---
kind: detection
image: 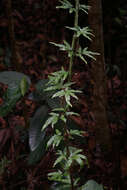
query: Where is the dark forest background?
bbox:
[0,0,127,189]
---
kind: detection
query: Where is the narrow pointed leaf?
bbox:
[20,77,28,96]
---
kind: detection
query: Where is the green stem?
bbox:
[63,122,75,190]
[68,0,79,81]
[67,1,80,189]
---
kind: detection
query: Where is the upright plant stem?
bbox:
[63,123,74,190]
[68,0,79,81]
[66,1,80,189]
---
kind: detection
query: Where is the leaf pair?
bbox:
[56,0,90,14]
[54,147,87,170]
[51,41,99,64]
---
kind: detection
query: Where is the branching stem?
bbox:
[68,0,79,81]
[67,1,80,189]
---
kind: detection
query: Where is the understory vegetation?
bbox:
[0,0,127,189]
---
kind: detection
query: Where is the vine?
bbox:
[42,0,101,190]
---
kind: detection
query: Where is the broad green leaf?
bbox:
[80,180,104,190]
[28,138,49,165]
[0,71,31,86]
[0,83,21,117]
[29,105,49,151]
[0,72,31,117]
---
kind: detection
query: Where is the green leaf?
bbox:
[65,147,87,169]
[50,41,72,57]
[80,180,104,190]
[50,42,67,50]
[69,129,83,137]
[42,112,59,130]
[28,138,49,165]
[66,119,87,145]
[65,93,72,107]
[20,77,29,96]
[66,26,94,40]
[76,47,99,63]
[48,170,63,181]
[28,106,51,164]
[52,90,65,98]
[0,71,31,86]
[79,4,90,14]
[0,83,21,117]
[29,105,49,151]
[47,129,63,148]
[49,170,71,184]
[54,154,64,167]
[82,47,99,59]
[66,112,79,116]
[60,114,67,123]
[53,108,65,112]
[56,0,75,14]
[46,67,68,88]
[0,72,31,117]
